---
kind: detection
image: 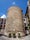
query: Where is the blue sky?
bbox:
[0,0,28,16]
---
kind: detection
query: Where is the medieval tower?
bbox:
[4,6,25,37]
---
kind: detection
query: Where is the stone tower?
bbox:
[4,6,25,36]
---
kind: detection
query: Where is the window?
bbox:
[13,33,16,38]
[24,19,25,21]
[0,25,2,29]
[1,19,3,24]
[25,27,28,30]
[9,33,12,38]
[18,33,21,38]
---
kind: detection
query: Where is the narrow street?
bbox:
[0,35,30,40]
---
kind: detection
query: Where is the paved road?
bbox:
[0,35,30,40]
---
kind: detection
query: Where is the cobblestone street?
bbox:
[0,35,30,40]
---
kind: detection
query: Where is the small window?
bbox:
[24,19,25,21]
[9,33,12,38]
[13,33,16,38]
[0,25,2,29]
[1,19,3,24]
[25,27,28,30]
[18,33,21,38]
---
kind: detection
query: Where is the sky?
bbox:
[0,0,28,17]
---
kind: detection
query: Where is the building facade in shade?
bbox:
[25,0,30,34]
[23,14,29,35]
[23,14,28,27]
[0,18,6,34]
[4,6,25,36]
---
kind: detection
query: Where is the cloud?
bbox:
[12,2,15,5]
[1,14,6,18]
